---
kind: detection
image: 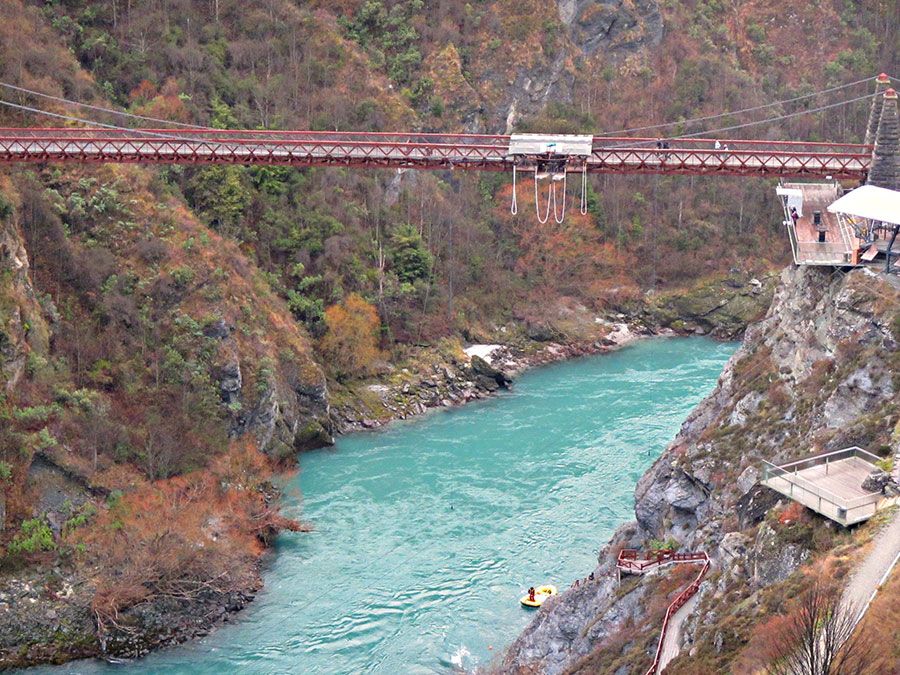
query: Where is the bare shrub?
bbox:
[760,581,875,675]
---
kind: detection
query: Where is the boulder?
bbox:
[202,319,232,339]
[470,355,512,390]
[861,469,892,493]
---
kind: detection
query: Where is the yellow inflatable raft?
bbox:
[520,585,558,608]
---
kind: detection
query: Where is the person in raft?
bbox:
[528,587,536,602]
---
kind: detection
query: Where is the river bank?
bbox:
[331,270,777,433]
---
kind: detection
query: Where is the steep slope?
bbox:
[502,265,899,673]
[24,0,893,342]
[0,1,333,665]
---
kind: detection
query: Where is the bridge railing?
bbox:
[0,127,873,154]
[616,549,709,574]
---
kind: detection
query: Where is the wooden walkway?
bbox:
[616,549,710,675]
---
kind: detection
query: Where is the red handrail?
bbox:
[645,557,710,675]
[615,549,711,675]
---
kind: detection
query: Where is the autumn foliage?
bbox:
[319,294,383,379]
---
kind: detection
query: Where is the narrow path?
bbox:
[842,510,900,623]
[657,592,700,672]
[615,550,709,675]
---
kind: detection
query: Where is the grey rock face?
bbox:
[502,573,647,675]
[0,216,51,393]
[563,0,664,55]
[823,367,893,428]
[720,531,751,561]
[749,522,809,587]
[493,1,664,129]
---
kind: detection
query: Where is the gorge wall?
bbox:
[502,264,900,673]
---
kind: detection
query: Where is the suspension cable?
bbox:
[2,72,891,143]
[0,80,213,129]
[1,81,880,150]
[673,92,876,139]
[594,74,887,137]
[580,163,588,216]
[594,91,878,149]
[0,98,199,143]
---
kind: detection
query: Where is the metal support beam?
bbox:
[886,224,899,274]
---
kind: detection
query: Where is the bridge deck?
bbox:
[0,129,873,179]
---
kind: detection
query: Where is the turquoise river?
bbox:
[44,337,736,674]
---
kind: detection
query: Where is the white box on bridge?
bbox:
[508,134,594,156]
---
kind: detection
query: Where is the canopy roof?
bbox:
[827,185,900,225]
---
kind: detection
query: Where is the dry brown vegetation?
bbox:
[70,439,305,632]
[0,0,897,663]
[850,566,900,672]
[740,581,877,675]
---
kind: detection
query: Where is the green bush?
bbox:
[63,503,98,534]
[389,224,433,284]
[0,193,12,219]
[8,518,56,555]
[170,265,195,288]
[648,537,680,552]
[12,404,62,427]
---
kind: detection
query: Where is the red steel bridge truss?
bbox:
[0,128,873,180]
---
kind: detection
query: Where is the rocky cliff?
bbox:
[0,166,332,666]
[502,265,900,673]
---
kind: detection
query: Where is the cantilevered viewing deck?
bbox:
[761,447,897,526]
[777,182,858,266]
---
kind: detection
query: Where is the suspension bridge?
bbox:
[0,128,874,178]
[0,73,896,237]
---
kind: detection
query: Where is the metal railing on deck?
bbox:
[761,447,885,525]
